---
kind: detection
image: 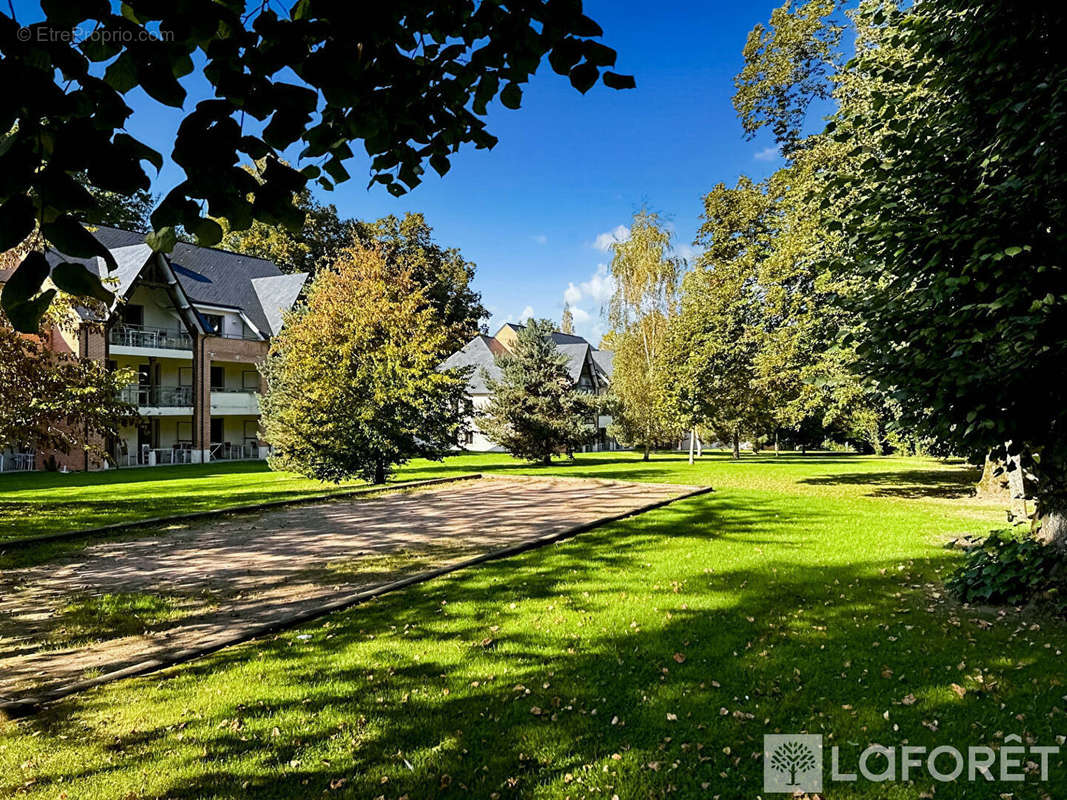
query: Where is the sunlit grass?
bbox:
[2,452,1060,799]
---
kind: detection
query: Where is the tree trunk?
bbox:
[696,432,703,458]
[774,429,780,457]
[643,444,650,461]
[1035,512,1067,552]
[688,428,695,465]
[800,443,806,455]
[1004,448,1028,523]
[542,453,552,466]
[373,457,385,485]
[731,429,740,460]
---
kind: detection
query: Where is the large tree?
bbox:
[352,213,488,352]
[0,0,633,331]
[737,0,1067,542]
[667,180,779,460]
[0,311,137,462]
[259,244,469,484]
[478,318,595,465]
[606,211,684,460]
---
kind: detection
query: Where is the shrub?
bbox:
[947,529,1064,607]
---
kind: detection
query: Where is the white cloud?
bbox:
[518,305,535,321]
[570,306,591,323]
[580,263,615,305]
[531,234,548,245]
[676,243,698,263]
[561,264,615,312]
[593,224,630,252]
[753,146,779,162]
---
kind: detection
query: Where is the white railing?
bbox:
[110,323,193,351]
[209,442,270,461]
[0,452,35,472]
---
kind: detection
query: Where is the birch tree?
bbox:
[606,211,684,460]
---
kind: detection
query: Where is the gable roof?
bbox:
[556,342,591,383]
[38,225,305,336]
[439,334,502,393]
[251,273,307,336]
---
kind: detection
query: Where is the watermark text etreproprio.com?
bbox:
[17,25,174,45]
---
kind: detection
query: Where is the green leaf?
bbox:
[146,226,178,253]
[41,216,117,269]
[1,251,50,308]
[0,193,37,252]
[113,133,164,172]
[602,71,636,90]
[191,218,224,247]
[51,262,115,303]
[1,251,54,332]
[500,83,522,110]
[569,63,599,94]
[103,52,138,93]
[1004,246,1023,257]
[4,289,57,333]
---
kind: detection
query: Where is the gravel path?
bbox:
[0,476,696,701]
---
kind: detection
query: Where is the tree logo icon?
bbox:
[771,740,817,785]
[764,734,823,793]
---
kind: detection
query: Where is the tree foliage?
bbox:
[560,302,575,335]
[733,0,843,151]
[668,180,772,458]
[0,313,137,458]
[351,213,488,352]
[606,211,684,458]
[478,319,595,465]
[823,2,1067,519]
[0,0,633,330]
[259,244,469,484]
[219,183,353,278]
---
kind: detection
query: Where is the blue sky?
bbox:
[15,0,791,344]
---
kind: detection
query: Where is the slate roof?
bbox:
[38,225,306,337]
[443,329,613,394]
[591,348,614,379]
[440,335,503,393]
[556,342,591,384]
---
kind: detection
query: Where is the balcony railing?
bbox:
[209,442,271,461]
[0,452,35,472]
[110,323,193,351]
[121,384,194,407]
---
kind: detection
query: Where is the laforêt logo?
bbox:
[764,734,824,793]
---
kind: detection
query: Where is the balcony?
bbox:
[121,384,194,409]
[110,323,193,352]
[210,387,261,415]
[0,452,35,472]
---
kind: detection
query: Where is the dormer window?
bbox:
[203,313,223,335]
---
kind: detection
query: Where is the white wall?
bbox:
[459,394,505,452]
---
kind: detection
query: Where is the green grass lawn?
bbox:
[2,452,1065,799]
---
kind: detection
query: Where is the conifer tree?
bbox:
[479,319,595,464]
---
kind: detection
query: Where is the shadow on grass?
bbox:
[6,492,1060,799]
[799,466,982,500]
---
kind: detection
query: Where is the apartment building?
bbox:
[1,226,305,472]
[440,322,616,453]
